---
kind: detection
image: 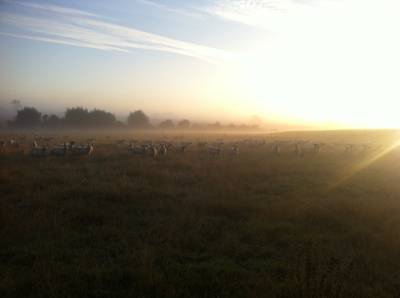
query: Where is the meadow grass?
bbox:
[1,130,400,297]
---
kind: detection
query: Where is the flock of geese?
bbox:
[30,140,94,157]
[0,134,383,159]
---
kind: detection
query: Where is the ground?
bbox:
[1,130,400,298]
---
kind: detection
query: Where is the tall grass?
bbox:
[1,131,400,297]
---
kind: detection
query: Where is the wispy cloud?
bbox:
[137,0,204,19]
[204,0,293,29]
[0,31,128,52]
[201,0,325,31]
[132,0,327,33]
[0,1,233,63]
[8,0,100,18]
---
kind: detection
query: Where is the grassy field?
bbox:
[2,130,400,298]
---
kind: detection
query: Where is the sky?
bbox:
[1,0,400,128]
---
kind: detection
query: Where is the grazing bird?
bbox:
[214,141,224,148]
[176,142,191,153]
[50,143,68,157]
[197,142,208,150]
[361,143,371,152]
[147,145,158,159]
[273,144,281,156]
[313,143,321,154]
[229,145,240,157]
[345,144,354,153]
[208,146,221,157]
[8,139,19,148]
[159,144,168,156]
[30,141,48,157]
[43,137,54,143]
[255,139,266,147]
[294,143,303,155]
[129,143,147,155]
[116,139,127,145]
[70,143,94,156]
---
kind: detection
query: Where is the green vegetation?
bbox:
[1,130,400,297]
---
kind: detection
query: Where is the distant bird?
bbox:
[176,142,191,153]
[294,143,303,155]
[70,143,94,156]
[273,144,281,156]
[8,139,19,148]
[159,144,168,156]
[129,143,147,155]
[50,143,68,157]
[313,143,321,154]
[147,145,158,159]
[208,146,221,157]
[229,145,240,157]
[344,144,354,153]
[197,142,208,150]
[30,141,48,157]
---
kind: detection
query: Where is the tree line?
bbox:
[7,106,260,130]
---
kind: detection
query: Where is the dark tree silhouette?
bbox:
[159,119,175,129]
[42,114,49,124]
[89,109,116,127]
[114,120,125,128]
[12,107,42,127]
[227,123,237,130]
[5,105,256,131]
[209,121,221,130]
[65,107,117,127]
[127,110,151,128]
[191,123,206,130]
[177,119,191,129]
[43,114,62,127]
[65,107,89,127]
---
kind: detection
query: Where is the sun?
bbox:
[218,41,400,129]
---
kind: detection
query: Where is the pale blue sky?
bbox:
[1,0,400,127]
[0,0,266,121]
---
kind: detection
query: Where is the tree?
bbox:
[127,110,151,128]
[209,121,221,130]
[65,107,89,127]
[114,120,125,128]
[43,114,62,127]
[42,114,49,124]
[12,107,42,127]
[191,123,205,130]
[227,123,237,130]
[159,119,175,129]
[89,109,116,127]
[177,119,191,129]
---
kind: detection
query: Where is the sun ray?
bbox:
[329,138,400,190]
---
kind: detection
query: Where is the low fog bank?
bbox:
[0,103,301,133]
